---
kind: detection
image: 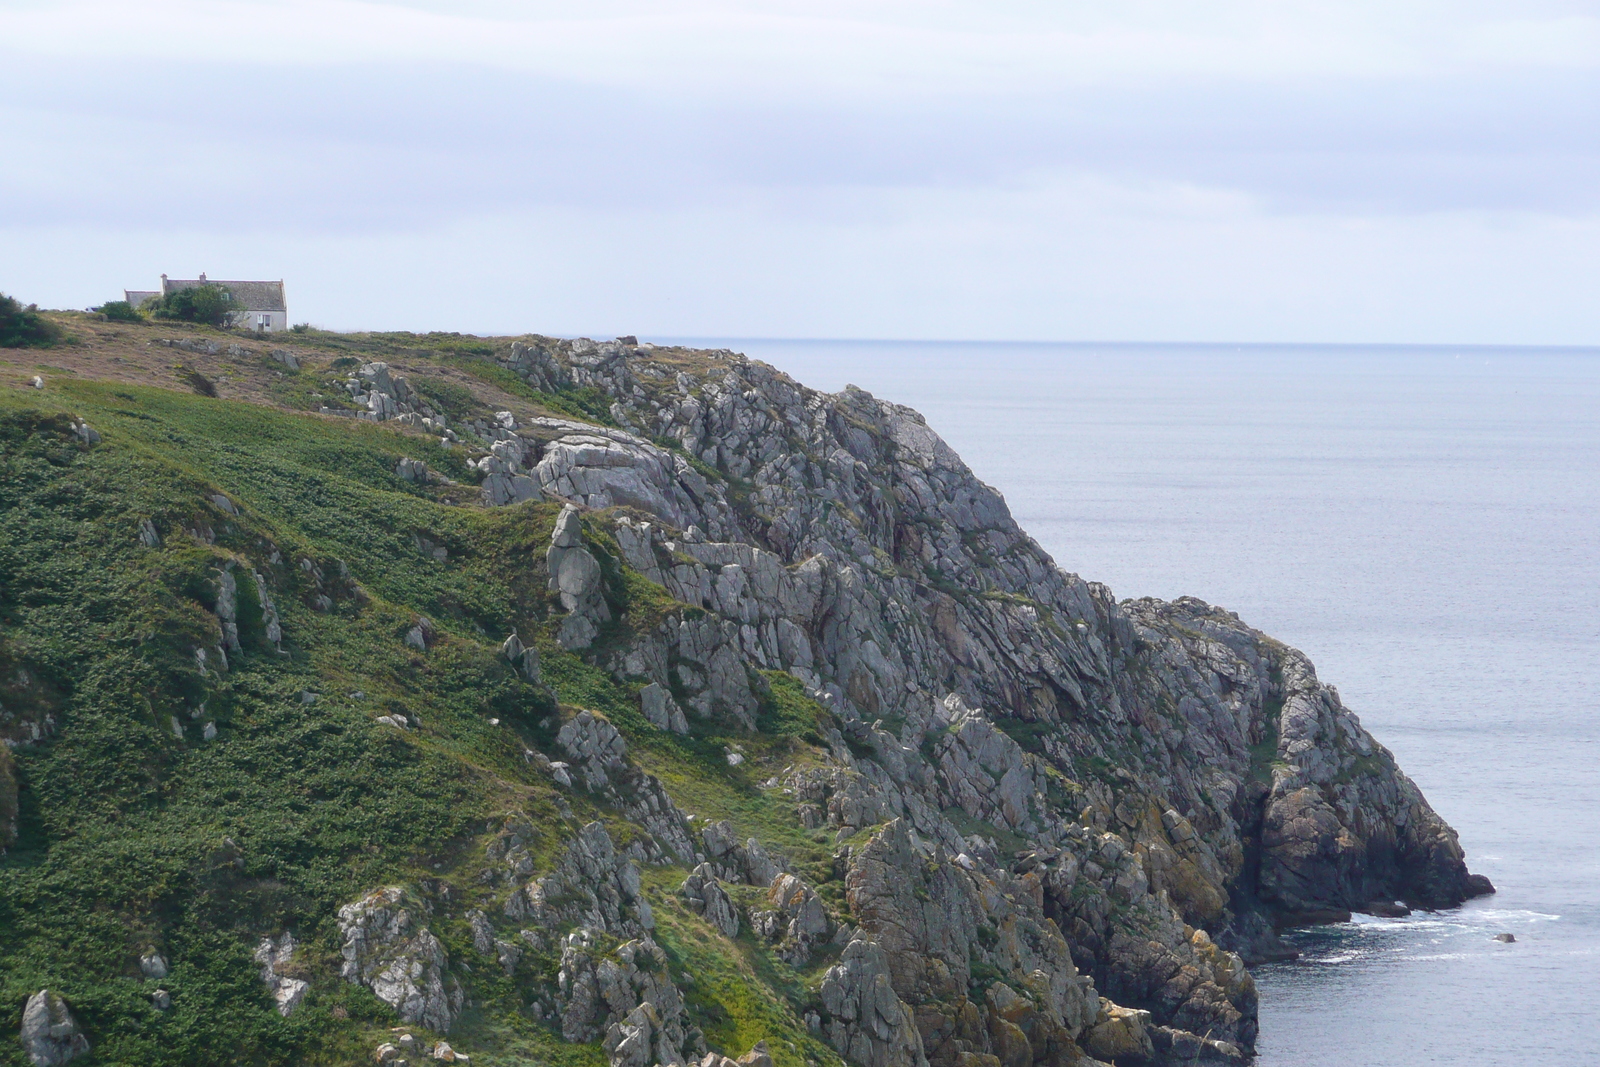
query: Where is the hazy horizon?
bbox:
[4,2,1597,344]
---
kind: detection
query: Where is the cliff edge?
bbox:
[0,324,1490,1067]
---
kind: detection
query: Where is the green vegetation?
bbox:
[1248,666,1287,784]
[648,888,840,1067]
[757,671,831,743]
[0,376,839,1066]
[151,284,235,328]
[95,300,145,324]
[436,354,617,426]
[0,293,63,349]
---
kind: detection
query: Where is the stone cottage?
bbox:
[126,273,289,332]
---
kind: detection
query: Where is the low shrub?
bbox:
[151,283,235,327]
[96,300,144,323]
[0,292,63,348]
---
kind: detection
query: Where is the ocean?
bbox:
[679,338,1600,1066]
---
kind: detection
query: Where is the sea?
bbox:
[678,338,1600,1066]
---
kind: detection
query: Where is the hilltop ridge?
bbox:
[0,314,1490,1067]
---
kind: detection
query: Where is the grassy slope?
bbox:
[0,372,843,1067]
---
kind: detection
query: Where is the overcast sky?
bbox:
[3,1,1598,342]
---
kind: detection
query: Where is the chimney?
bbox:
[199,272,207,282]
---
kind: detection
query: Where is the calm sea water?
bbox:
[678,338,1600,1065]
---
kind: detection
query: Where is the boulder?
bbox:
[552,504,584,548]
[501,632,541,682]
[755,873,830,963]
[679,864,740,938]
[481,472,541,507]
[20,990,89,1067]
[546,505,609,648]
[256,932,309,1017]
[337,887,461,1032]
[405,617,436,651]
[1082,999,1155,1063]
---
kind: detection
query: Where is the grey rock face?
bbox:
[469,908,523,975]
[20,990,89,1067]
[557,712,628,789]
[404,617,435,651]
[536,433,705,531]
[212,564,282,653]
[549,713,697,863]
[754,873,830,965]
[557,928,696,1067]
[679,863,740,938]
[818,938,928,1067]
[138,950,168,980]
[214,568,241,652]
[337,887,460,1032]
[505,820,655,937]
[255,932,309,1017]
[501,632,541,682]
[841,819,1101,1062]
[473,337,1488,1062]
[252,571,282,648]
[698,821,782,886]
[481,472,541,507]
[640,683,688,734]
[546,506,610,650]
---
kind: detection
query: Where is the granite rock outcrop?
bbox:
[19,990,89,1067]
[455,335,1489,1066]
[337,887,462,1032]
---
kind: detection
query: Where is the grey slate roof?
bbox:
[161,277,286,312]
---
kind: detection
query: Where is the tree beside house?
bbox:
[125,272,288,332]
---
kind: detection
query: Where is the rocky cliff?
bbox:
[0,324,1489,1067]
[470,337,1493,1063]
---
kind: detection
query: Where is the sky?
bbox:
[2,1,1598,343]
